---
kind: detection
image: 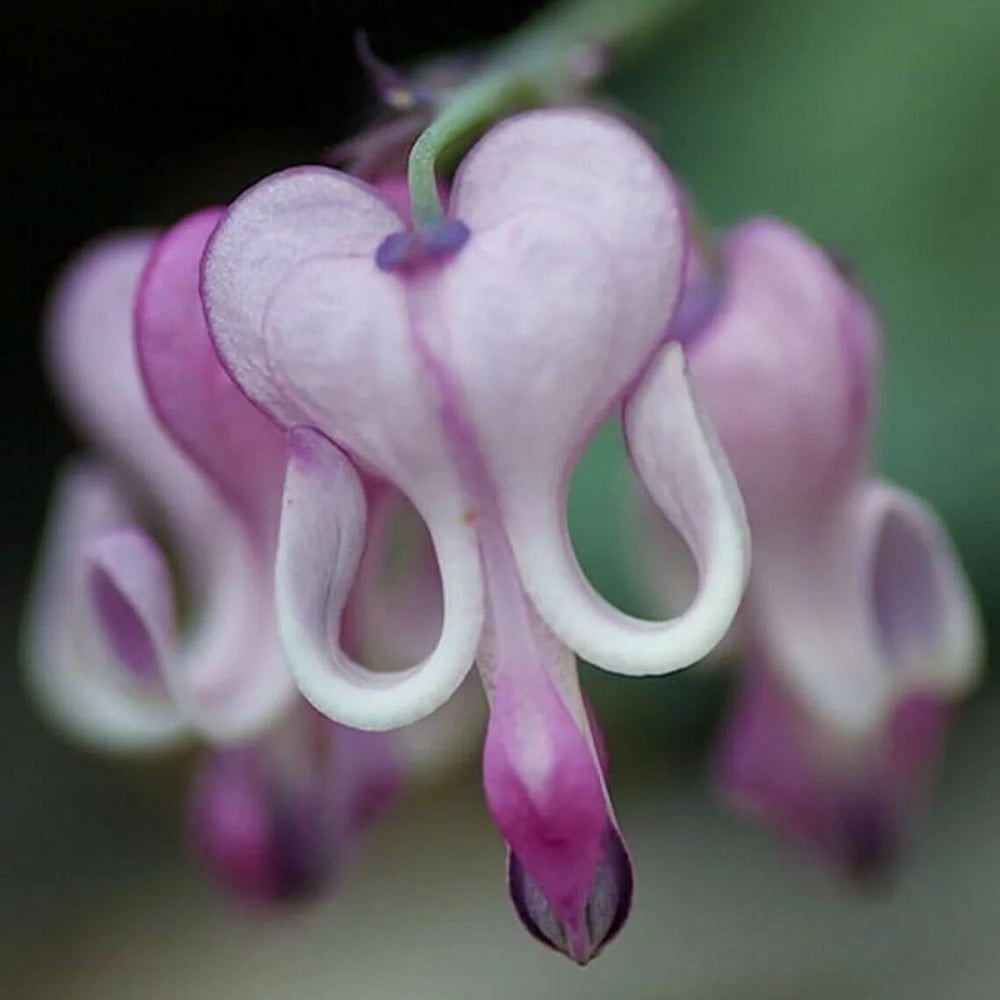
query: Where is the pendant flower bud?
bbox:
[654,218,983,873]
[202,109,750,958]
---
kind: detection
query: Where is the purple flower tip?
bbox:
[507,825,633,966]
[375,220,470,274]
[836,795,898,885]
[190,747,335,906]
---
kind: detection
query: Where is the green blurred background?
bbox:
[3,0,998,996]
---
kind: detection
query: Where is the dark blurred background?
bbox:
[3,0,999,996]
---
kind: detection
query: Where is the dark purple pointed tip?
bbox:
[189,747,341,907]
[838,796,901,887]
[507,825,633,965]
[376,221,470,275]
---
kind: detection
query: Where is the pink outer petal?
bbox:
[450,108,684,360]
[22,462,186,752]
[45,234,214,530]
[206,167,469,524]
[202,167,406,429]
[687,219,879,527]
[260,253,465,510]
[136,207,286,543]
[715,667,950,879]
[275,427,482,731]
[437,111,694,660]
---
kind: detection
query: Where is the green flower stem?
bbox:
[407,0,695,228]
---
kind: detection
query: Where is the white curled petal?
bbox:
[276,428,483,731]
[84,511,292,745]
[22,463,186,752]
[510,343,750,675]
[177,533,294,744]
[750,481,983,737]
[863,481,983,696]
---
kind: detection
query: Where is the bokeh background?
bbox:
[2,0,998,996]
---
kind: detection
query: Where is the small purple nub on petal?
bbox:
[425,219,471,254]
[375,220,470,274]
[508,825,633,966]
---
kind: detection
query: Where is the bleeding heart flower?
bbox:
[650,218,983,875]
[202,108,750,960]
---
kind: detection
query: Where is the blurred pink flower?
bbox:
[658,218,982,875]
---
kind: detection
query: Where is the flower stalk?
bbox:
[406,0,694,226]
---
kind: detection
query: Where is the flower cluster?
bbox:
[26,100,980,964]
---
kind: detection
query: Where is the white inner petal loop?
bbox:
[23,463,187,752]
[276,428,484,731]
[861,482,982,696]
[749,481,983,737]
[509,343,750,676]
